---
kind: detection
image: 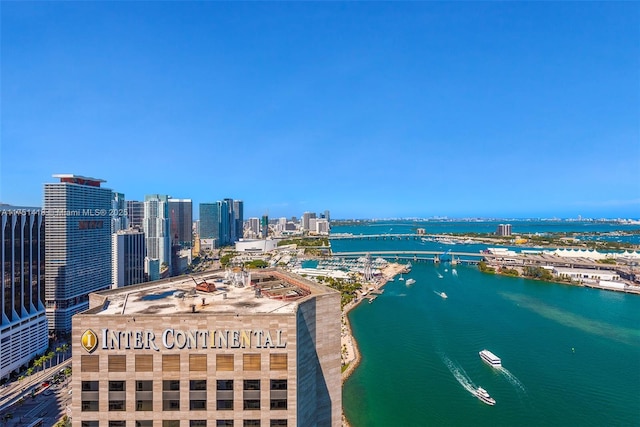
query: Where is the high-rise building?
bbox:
[72,268,342,426]
[323,210,331,222]
[143,194,171,274]
[302,212,316,232]
[126,200,144,228]
[233,200,244,242]
[199,203,220,245]
[261,215,269,238]
[1,206,48,380]
[248,217,260,236]
[44,174,112,333]
[168,199,193,249]
[496,224,512,237]
[111,192,128,233]
[199,200,242,247]
[112,228,146,288]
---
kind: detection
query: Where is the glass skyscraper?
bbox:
[143,194,171,274]
[44,174,112,334]
[1,206,48,379]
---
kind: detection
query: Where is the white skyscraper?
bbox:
[144,194,171,276]
[44,174,112,333]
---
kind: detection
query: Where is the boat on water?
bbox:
[440,292,448,299]
[479,349,502,368]
[475,387,496,406]
[406,278,416,285]
[399,274,405,281]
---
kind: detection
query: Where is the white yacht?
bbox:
[479,349,502,368]
[405,278,416,285]
[440,292,448,299]
[475,387,496,405]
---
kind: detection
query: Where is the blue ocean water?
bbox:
[337,221,640,426]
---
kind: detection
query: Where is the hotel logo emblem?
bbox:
[81,329,98,353]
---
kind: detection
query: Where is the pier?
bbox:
[330,250,482,265]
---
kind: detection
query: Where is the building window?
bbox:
[135,354,153,372]
[109,422,126,427]
[216,421,233,427]
[81,380,99,412]
[270,421,287,427]
[243,354,261,371]
[216,379,233,410]
[108,380,126,411]
[190,421,207,427]
[81,355,99,372]
[162,354,180,372]
[269,354,287,371]
[163,380,180,411]
[190,379,207,410]
[163,422,180,427]
[244,421,261,427]
[108,355,127,372]
[270,380,287,410]
[243,379,260,410]
[136,380,153,411]
[216,354,234,371]
[81,422,99,427]
[135,422,152,427]
[189,354,207,371]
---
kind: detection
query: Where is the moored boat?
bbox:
[479,349,501,368]
[406,278,416,285]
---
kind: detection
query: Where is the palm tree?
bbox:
[46,351,55,372]
[34,355,45,376]
[60,343,69,362]
[55,345,63,365]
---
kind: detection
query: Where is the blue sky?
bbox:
[1,2,638,220]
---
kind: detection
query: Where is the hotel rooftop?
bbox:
[90,268,323,317]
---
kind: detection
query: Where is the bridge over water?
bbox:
[330,250,485,265]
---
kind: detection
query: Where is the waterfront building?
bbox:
[111,192,128,233]
[44,174,113,334]
[71,268,342,426]
[168,198,193,249]
[112,228,146,288]
[126,200,144,229]
[144,194,171,275]
[235,239,278,253]
[0,206,48,380]
[315,218,330,235]
[496,223,512,237]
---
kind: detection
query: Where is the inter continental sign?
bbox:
[81,328,287,353]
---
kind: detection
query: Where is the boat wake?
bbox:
[499,367,526,392]
[437,272,444,279]
[440,354,477,397]
[452,269,458,277]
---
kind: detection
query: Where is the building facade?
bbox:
[127,201,144,229]
[496,224,512,237]
[168,199,193,249]
[112,228,146,288]
[111,192,128,233]
[44,174,113,334]
[0,207,48,379]
[71,269,341,427]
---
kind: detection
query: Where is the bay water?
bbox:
[334,222,640,426]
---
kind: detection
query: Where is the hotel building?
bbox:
[0,206,48,380]
[71,268,341,427]
[44,174,113,334]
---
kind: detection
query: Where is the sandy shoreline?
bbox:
[340,262,409,427]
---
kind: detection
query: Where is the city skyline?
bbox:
[1,2,638,219]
